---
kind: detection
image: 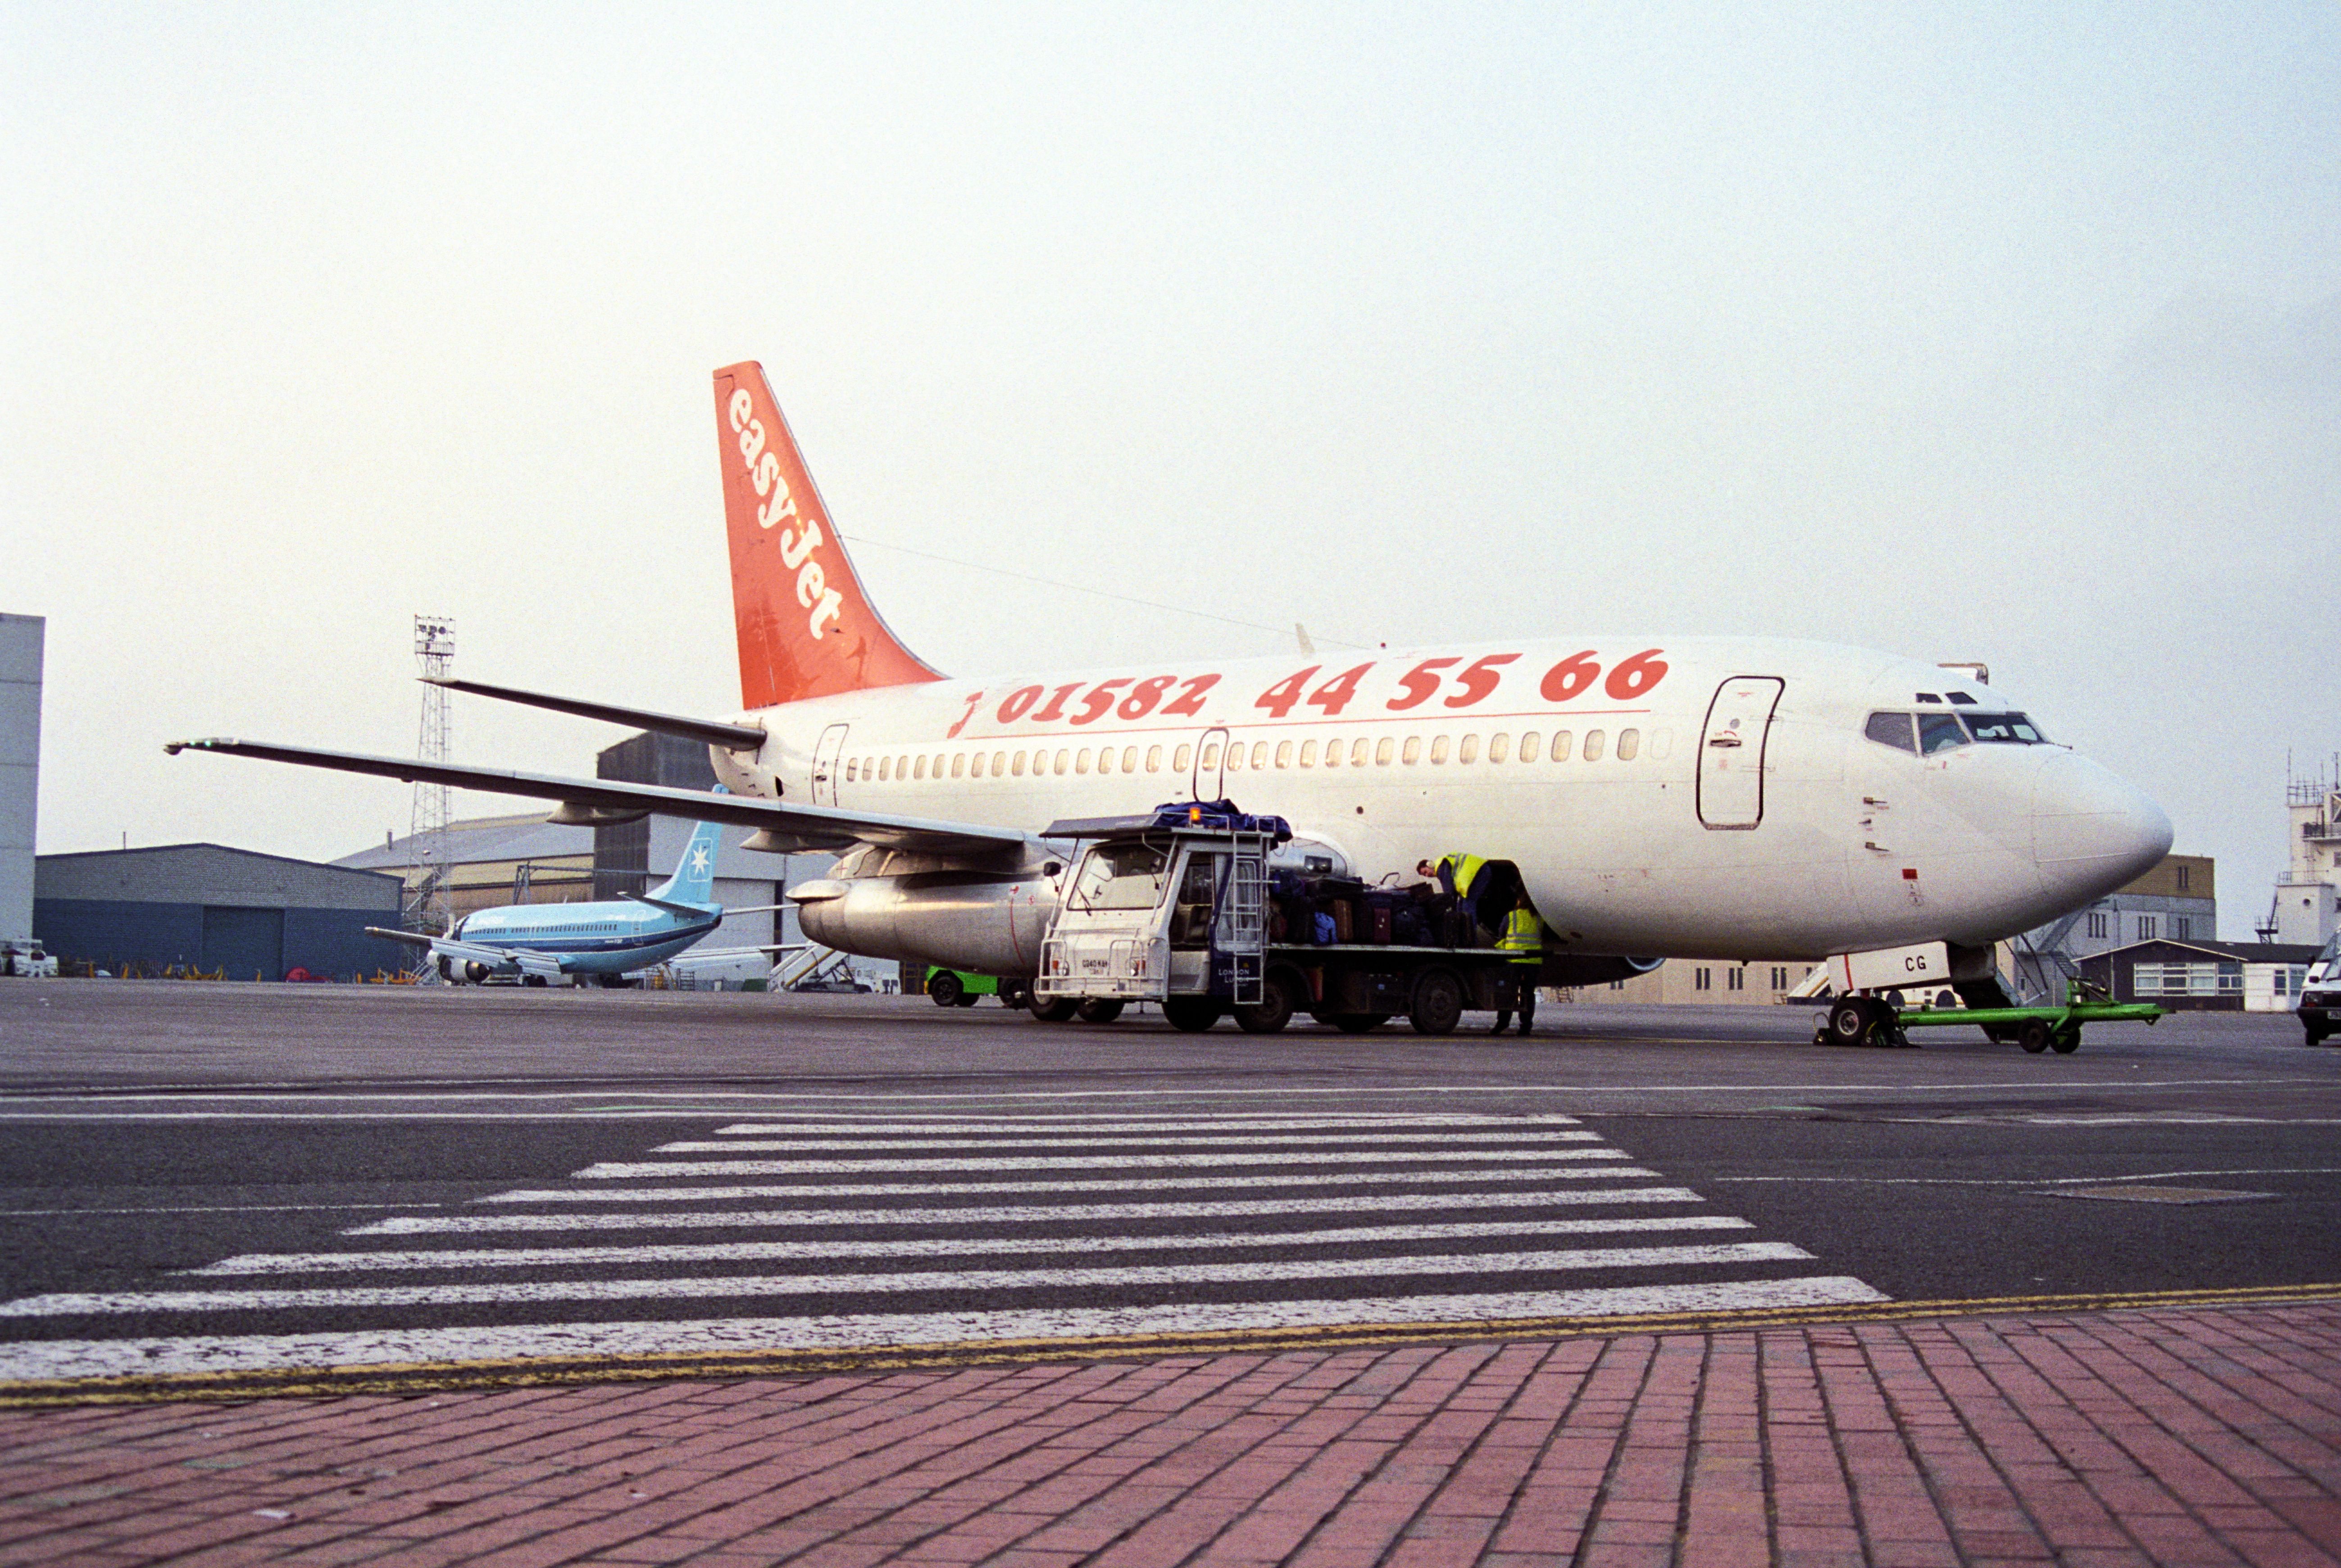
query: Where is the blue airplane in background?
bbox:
[369,819,768,986]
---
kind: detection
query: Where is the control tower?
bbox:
[2272,764,2341,946]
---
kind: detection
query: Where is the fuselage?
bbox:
[444,899,720,977]
[710,635,2171,964]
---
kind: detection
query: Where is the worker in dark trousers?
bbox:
[1491,894,1542,1034]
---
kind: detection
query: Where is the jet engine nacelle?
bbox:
[1538,953,1665,989]
[789,846,1064,977]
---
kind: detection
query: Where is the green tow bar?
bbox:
[1889,979,2164,1054]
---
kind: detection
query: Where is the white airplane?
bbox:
[365,819,738,986]
[171,360,2171,1034]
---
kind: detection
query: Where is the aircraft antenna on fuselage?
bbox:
[714,361,945,709]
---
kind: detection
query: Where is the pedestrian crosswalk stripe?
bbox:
[710,1114,1587,1136]
[0,1243,1819,1317]
[482,1166,1665,1204]
[352,1186,1708,1236]
[188,1214,1759,1275]
[654,1130,1606,1153]
[577,1148,1632,1178]
[0,1278,1891,1384]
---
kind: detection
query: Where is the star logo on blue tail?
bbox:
[689,844,712,877]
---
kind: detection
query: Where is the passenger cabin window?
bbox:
[1430,735,1449,764]
[1375,737,1394,765]
[1488,733,1511,764]
[1070,844,1170,911]
[1865,712,1918,753]
[1402,736,1421,764]
[1173,744,1192,772]
[1252,741,1268,770]
[1519,732,1541,763]
[1201,743,1220,768]
[1275,740,1293,768]
[1459,734,1479,764]
[1551,731,1572,761]
[1617,728,1639,760]
[1145,745,1161,772]
[1583,729,1605,761]
[1351,738,1371,766]
[1300,740,1319,766]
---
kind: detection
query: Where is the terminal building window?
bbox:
[1694,967,1712,991]
[2087,911,2108,939]
[2137,915,2157,940]
[1727,968,1744,991]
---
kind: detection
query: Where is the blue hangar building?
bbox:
[34,844,405,980]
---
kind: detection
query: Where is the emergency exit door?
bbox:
[1697,677,1784,829]
[811,723,849,807]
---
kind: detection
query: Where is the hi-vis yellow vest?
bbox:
[1438,854,1487,896]
[1499,906,1541,964]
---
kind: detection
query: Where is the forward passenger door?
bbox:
[1698,678,1785,829]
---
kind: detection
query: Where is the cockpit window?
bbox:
[1914,692,1943,704]
[1964,712,2048,744]
[1918,712,1969,754]
[1864,712,1918,753]
[1070,844,1171,910]
[1946,691,1977,705]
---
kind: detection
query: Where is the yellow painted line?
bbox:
[1,1282,2337,1409]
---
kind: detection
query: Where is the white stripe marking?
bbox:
[656,1131,1605,1153]
[484,1167,1663,1203]
[578,1149,1630,1178]
[709,1115,1587,1135]
[0,1279,1892,1381]
[195,1216,1757,1275]
[0,1244,1816,1316]
[354,1187,1705,1235]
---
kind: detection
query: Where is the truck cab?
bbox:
[1034,803,1280,1032]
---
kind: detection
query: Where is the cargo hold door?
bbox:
[1697,677,1784,830]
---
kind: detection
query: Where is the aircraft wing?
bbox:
[624,890,718,919]
[362,926,567,977]
[168,738,1032,858]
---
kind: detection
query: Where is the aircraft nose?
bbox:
[2031,751,2173,904]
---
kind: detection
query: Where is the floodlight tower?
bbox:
[402,614,456,978]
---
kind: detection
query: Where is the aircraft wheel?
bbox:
[996,979,1031,1008]
[1162,997,1224,1033]
[1409,969,1464,1036]
[523,975,549,988]
[927,971,965,1007]
[2018,1019,2053,1054]
[1075,999,1125,1024]
[2050,1028,2082,1055]
[1826,998,1871,1046]
[1234,973,1297,1034]
[1027,995,1078,1023]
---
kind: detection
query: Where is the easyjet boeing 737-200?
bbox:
[171,361,2171,1030]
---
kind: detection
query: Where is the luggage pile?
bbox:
[1268,872,1487,949]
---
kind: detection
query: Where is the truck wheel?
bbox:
[953,991,982,1007]
[1410,969,1464,1036]
[2018,1019,2053,1054]
[1163,997,1224,1032]
[1027,995,1078,1023]
[1826,999,1871,1046]
[997,979,1030,1008]
[2050,1028,2081,1055]
[927,971,965,1007]
[1234,974,1297,1034]
[1075,999,1125,1024]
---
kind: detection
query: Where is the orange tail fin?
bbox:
[715,361,943,709]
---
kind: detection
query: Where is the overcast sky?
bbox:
[5,3,2335,935]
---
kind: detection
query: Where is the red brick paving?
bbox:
[2,1304,2338,1566]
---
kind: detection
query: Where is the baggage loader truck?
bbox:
[1032,802,1529,1035]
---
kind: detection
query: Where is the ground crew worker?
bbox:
[1491,895,1543,1035]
